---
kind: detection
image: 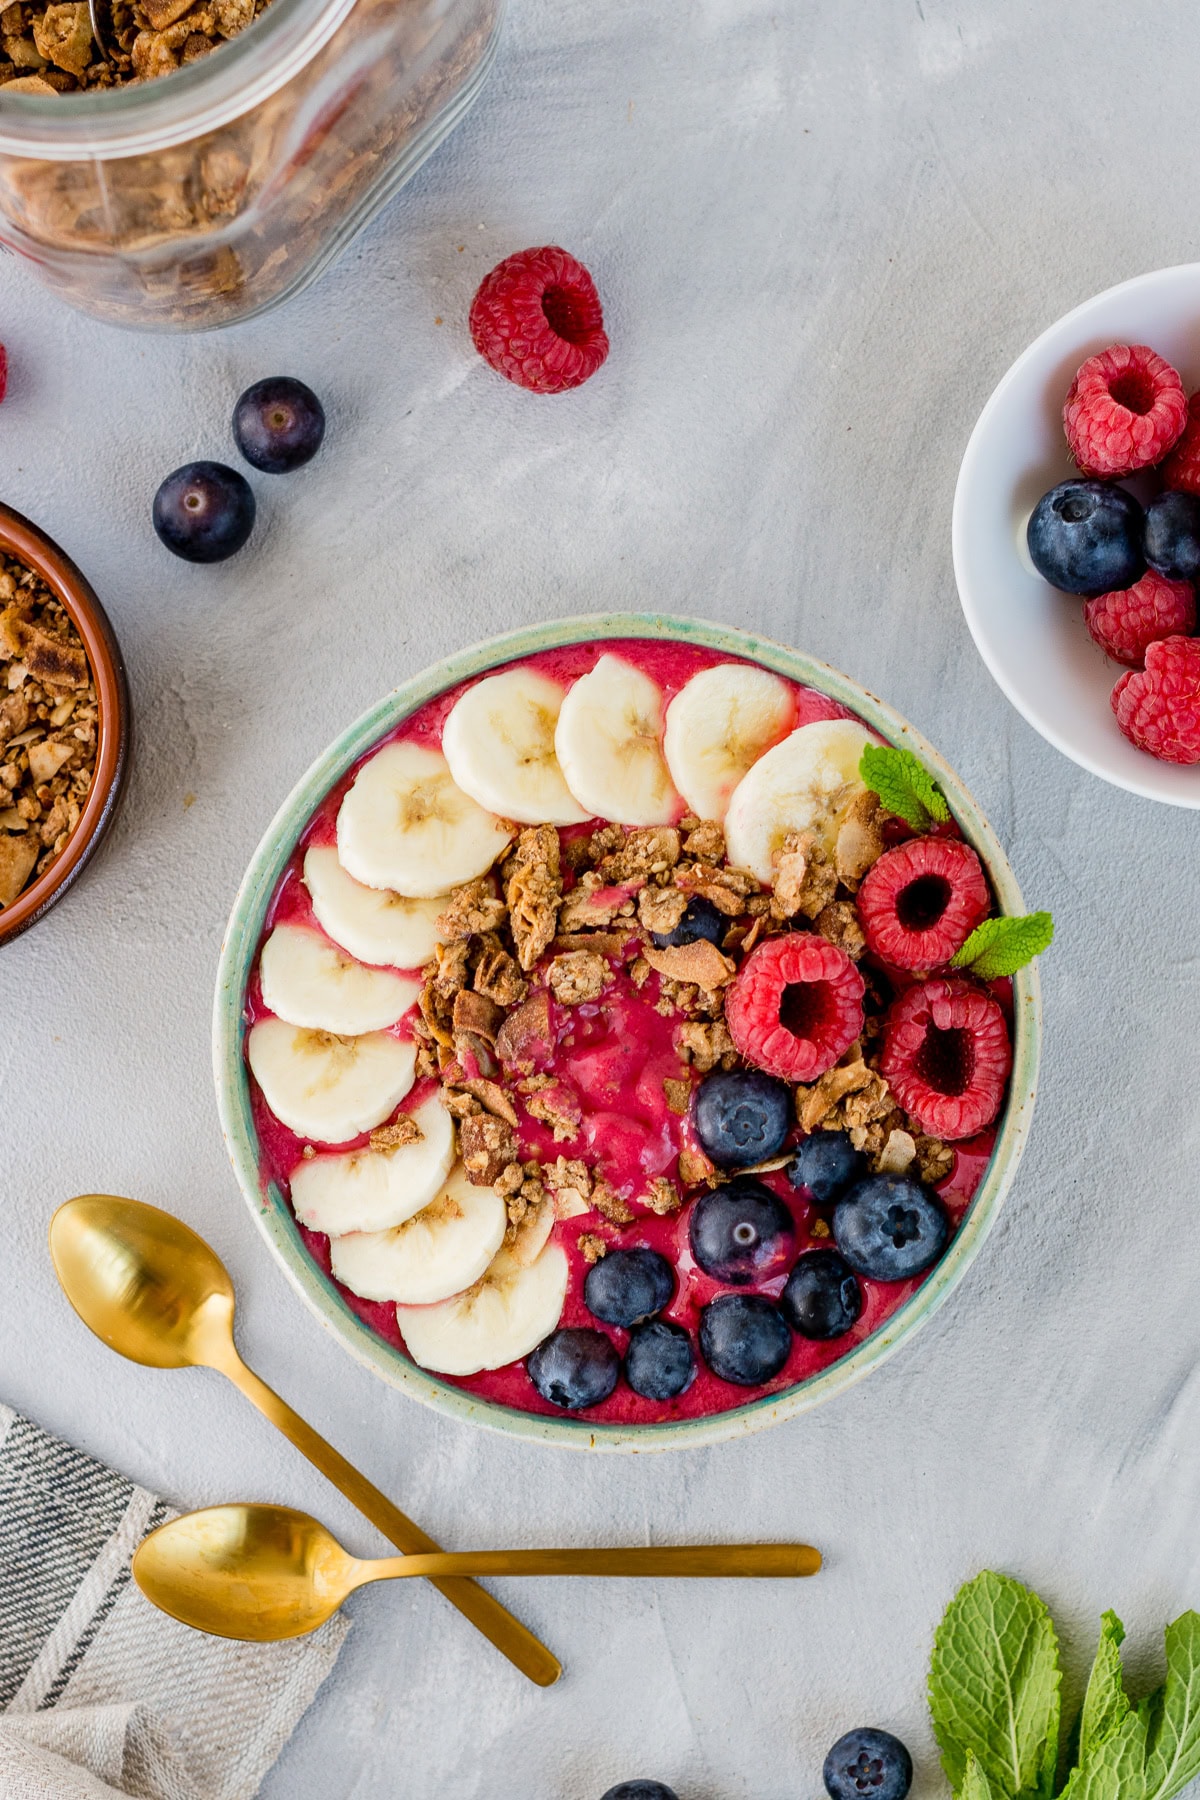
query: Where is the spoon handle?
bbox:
[219,1351,562,1687]
[370,1544,822,1582]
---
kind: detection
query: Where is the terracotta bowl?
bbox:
[0,503,130,946]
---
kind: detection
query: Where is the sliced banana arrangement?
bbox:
[330,1164,507,1307]
[663,663,795,823]
[554,652,679,826]
[442,667,590,826]
[395,1240,570,1378]
[290,1095,454,1235]
[247,1018,417,1144]
[724,717,876,879]
[337,742,515,898]
[303,846,443,971]
[259,923,420,1036]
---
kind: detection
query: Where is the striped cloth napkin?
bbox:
[0,1403,349,1800]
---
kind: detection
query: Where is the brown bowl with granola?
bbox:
[0,501,129,945]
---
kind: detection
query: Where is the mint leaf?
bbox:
[1143,1614,1200,1800]
[929,1571,1061,1800]
[961,1752,999,1800]
[859,744,951,832]
[1077,1611,1131,1763]
[951,913,1055,979]
[1060,1712,1147,1800]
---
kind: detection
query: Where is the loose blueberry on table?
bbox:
[153,461,256,563]
[823,1729,913,1800]
[1025,339,1200,764]
[243,638,1051,1425]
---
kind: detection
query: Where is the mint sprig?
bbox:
[951,913,1055,979]
[859,743,951,833]
[929,1577,1200,1800]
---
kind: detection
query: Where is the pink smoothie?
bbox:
[245,638,1002,1427]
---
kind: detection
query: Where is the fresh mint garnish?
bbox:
[950,914,1055,980]
[929,1578,1200,1800]
[859,743,951,832]
[929,1570,1061,1800]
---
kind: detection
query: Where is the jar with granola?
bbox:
[0,0,502,329]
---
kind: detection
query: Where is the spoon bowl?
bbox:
[49,1194,235,1371]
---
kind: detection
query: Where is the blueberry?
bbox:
[233,376,326,474]
[823,1728,913,1800]
[781,1250,863,1340]
[585,1248,675,1328]
[152,461,255,563]
[1026,479,1143,595]
[1144,489,1200,581]
[787,1130,866,1204]
[600,1785,679,1800]
[688,1178,795,1284]
[693,1068,792,1169]
[651,894,726,949]
[833,1174,949,1282]
[699,1293,791,1386]
[528,1328,620,1409]
[624,1320,696,1401]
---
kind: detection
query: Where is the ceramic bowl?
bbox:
[0,503,130,947]
[212,613,1041,1452]
[954,262,1200,807]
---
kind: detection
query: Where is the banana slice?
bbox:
[248,1018,417,1144]
[259,923,419,1035]
[554,653,679,826]
[396,1240,569,1377]
[336,742,514,899]
[303,846,443,971]
[442,668,590,827]
[289,1094,454,1234]
[330,1164,506,1306]
[724,718,876,881]
[663,663,795,823]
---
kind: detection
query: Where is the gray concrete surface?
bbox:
[3,2,1200,1795]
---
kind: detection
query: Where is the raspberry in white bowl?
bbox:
[235,633,1049,1430]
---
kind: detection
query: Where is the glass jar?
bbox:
[0,0,502,330]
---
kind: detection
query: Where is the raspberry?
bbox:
[1111,635,1200,763]
[856,837,990,972]
[1161,390,1200,495]
[0,345,7,404]
[725,933,864,1084]
[469,246,608,395]
[880,977,1011,1141]
[1083,570,1196,666]
[1063,344,1186,478]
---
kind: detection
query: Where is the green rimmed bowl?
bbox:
[213,612,1041,1452]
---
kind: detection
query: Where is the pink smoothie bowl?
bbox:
[211,613,1042,1452]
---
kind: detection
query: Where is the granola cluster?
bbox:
[0,552,96,908]
[411,804,954,1262]
[0,0,269,92]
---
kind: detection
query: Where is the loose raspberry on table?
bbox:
[1083,570,1196,667]
[1161,390,1200,496]
[1111,635,1200,763]
[725,932,864,1084]
[880,977,1011,1141]
[469,246,609,394]
[856,836,990,971]
[1063,343,1187,478]
[0,345,7,404]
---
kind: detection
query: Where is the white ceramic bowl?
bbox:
[953,262,1200,807]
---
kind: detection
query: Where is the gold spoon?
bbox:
[48,1194,561,1686]
[134,1503,822,1641]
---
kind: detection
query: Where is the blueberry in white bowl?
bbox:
[833,1174,949,1281]
[781,1249,862,1340]
[693,1067,792,1169]
[528,1328,620,1410]
[584,1249,674,1329]
[1143,489,1200,581]
[624,1321,696,1401]
[699,1293,791,1387]
[1025,479,1143,595]
[688,1179,794,1284]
